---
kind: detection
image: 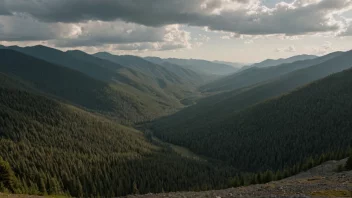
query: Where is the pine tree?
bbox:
[345,155,352,170]
[39,178,47,195]
[132,181,139,194]
[0,157,17,192]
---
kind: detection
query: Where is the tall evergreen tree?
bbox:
[346,155,352,170]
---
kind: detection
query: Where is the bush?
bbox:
[336,164,344,172]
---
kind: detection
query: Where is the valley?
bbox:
[1,1,352,197]
[0,45,351,197]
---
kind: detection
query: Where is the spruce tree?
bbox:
[346,155,352,170]
[0,157,17,192]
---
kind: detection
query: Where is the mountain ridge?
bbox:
[152,54,352,172]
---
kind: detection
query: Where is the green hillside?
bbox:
[0,49,176,123]
[94,52,209,100]
[4,45,181,104]
[2,45,206,115]
[152,67,352,172]
[95,53,184,83]
[4,45,121,82]
[0,87,235,197]
[66,50,185,105]
[150,61,209,86]
[4,45,213,112]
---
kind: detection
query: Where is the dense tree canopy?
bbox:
[0,87,236,197]
[153,68,352,172]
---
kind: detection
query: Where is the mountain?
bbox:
[201,51,342,93]
[3,45,121,82]
[212,60,246,68]
[94,52,210,100]
[94,52,184,83]
[153,61,210,85]
[0,49,178,123]
[0,86,234,197]
[66,50,187,100]
[94,52,209,86]
[248,54,318,68]
[1,45,218,120]
[152,53,352,172]
[145,57,238,76]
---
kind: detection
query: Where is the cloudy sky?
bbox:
[0,0,351,63]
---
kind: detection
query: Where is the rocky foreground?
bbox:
[124,159,352,198]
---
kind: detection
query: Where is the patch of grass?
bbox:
[263,184,276,189]
[335,164,345,172]
[307,176,324,181]
[310,190,352,197]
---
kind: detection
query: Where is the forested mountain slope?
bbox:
[0,45,208,115]
[152,50,352,138]
[145,57,238,76]
[0,73,35,91]
[94,52,207,86]
[0,50,176,123]
[148,61,209,86]
[94,52,210,100]
[153,67,352,173]
[1,45,121,82]
[0,87,235,197]
[94,53,178,80]
[66,50,189,103]
[4,45,184,98]
[201,51,342,93]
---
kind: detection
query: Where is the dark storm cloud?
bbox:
[0,0,351,48]
[1,0,351,36]
[1,0,206,25]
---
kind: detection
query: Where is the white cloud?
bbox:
[275,45,297,52]
[51,21,175,47]
[338,17,352,36]
[244,39,254,44]
[312,41,334,54]
[0,14,192,51]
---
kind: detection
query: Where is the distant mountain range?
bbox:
[201,52,339,93]
[212,60,246,68]
[245,54,318,69]
[145,57,239,76]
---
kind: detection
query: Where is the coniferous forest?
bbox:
[152,67,352,172]
[0,44,351,197]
